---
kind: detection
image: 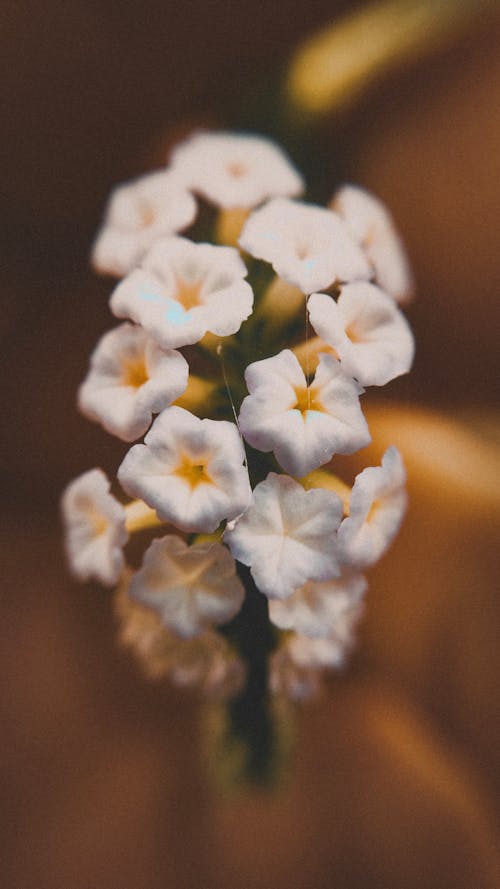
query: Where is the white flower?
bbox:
[239,198,372,293]
[286,630,355,669]
[117,581,245,696]
[338,446,407,568]
[157,629,246,698]
[61,468,128,586]
[129,535,245,639]
[169,130,304,209]
[332,184,414,304]
[224,472,343,600]
[78,323,189,441]
[269,646,322,701]
[109,236,253,349]
[167,631,246,698]
[307,282,415,387]
[268,573,367,638]
[238,349,370,477]
[117,406,251,533]
[91,170,197,277]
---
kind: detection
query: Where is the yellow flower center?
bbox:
[227,161,247,179]
[292,384,325,416]
[122,357,149,388]
[137,201,155,228]
[174,454,212,488]
[345,322,364,343]
[174,277,204,311]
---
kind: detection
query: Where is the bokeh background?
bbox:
[2,1,500,887]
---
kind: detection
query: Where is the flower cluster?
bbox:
[63,131,413,707]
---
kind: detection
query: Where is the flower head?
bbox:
[169,130,304,209]
[129,536,244,639]
[268,573,367,638]
[338,446,407,568]
[61,468,128,586]
[117,582,245,696]
[332,184,414,304]
[269,646,323,701]
[118,406,251,533]
[224,472,343,599]
[239,349,370,476]
[110,236,253,349]
[78,323,189,441]
[91,170,197,277]
[308,282,415,387]
[239,198,372,293]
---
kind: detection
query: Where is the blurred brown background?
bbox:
[2,2,500,887]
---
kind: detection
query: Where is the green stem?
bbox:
[220,564,279,786]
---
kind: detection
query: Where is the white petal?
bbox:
[118,407,251,533]
[286,633,348,669]
[332,184,414,304]
[239,349,370,476]
[91,170,197,277]
[224,473,343,599]
[170,130,304,209]
[338,446,407,568]
[78,323,189,441]
[268,573,367,638]
[239,198,371,293]
[129,536,244,639]
[109,237,253,349]
[308,284,415,387]
[61,468,128,587]
[269,647,322,701]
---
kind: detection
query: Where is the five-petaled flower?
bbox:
[239,348,370,476]
[268,573,367,638]
[110,236,253,349]
[169,130,304,209]
[91,170,197,278]
[61,468,128,587]
[78,322,189,441]
[338,446,407,568]
[118,406,251,533]
[116,580,245,696]
[224,472,344,600]
[129,535,245,638]
[332,184,414,304]
[307,282,415,387]
[239,197,372,293]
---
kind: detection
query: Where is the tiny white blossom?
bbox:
[224,472,343,600]
[129,536,245,639]
[239,349,370,476]
[269,646,323,701]
[239,198,372,293]
[169,130,304,209]
[338,446,407,568]
[118,406,251,533]
[268,573,367,638]
[78,323,189,441]
[307,282,415,387]
[91,170,197,277]
[61,468,128,587]
[286,628,356,669]
[160,629,246,697]
[332,184,414,304]
[117,582,245,696]
[110,236,253,349]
